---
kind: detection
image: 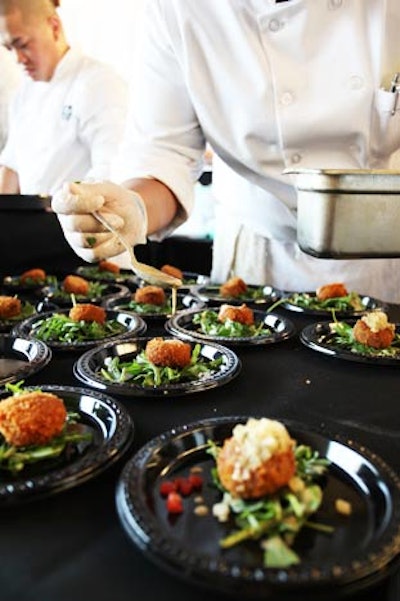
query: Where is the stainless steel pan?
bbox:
[285,169,400,258]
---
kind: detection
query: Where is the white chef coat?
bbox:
[115,0,400,302]
[0,48,20,152]
[1,48,128,196]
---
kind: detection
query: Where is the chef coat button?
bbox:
[291,153,302,164]
[328,0,343,9]
[280,91,294,106]
[268,19,281,32]
[349,75,364,90]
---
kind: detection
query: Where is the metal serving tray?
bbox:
[285,169,400,258]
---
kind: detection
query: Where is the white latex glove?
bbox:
[52,181,148,262]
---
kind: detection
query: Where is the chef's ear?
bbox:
[48,13,62,40]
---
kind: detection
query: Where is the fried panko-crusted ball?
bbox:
[134,285,166,306]
[316,282,348,301]
[63,275,90,295]
[0,295,22,319]
[0,391,67,447]
[218,303,254,325]
[216,418,296,499]
[219,276,247,298]
[98,260,120,274]
[20,268,46,284]
[69,303,106,324]
[145,337,192,368]
[353,311,395,349]
[160,264,184,280]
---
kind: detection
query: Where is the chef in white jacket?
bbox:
[53,0,400,302]
[0,0,127,196]
[0,46,20,152]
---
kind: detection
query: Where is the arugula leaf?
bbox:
[328,320,400,358]
[286,291,364,312]
[193,310,271,338]
[262,535,300,568]
[209,440,332,568]
[100,343,224,386]
[30,313,126,343]
[0,383,92,473]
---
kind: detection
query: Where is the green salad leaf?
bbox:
[124,299,172,314]
[193,309,271,338]
[218,286,266,301]
[286,291,364,312]
[208,439,332,568]
[0,382,92,473]
[328,320,400,358]
[100,342,223,386]
[0,299,35,322]
[30,313,126,343]
[46,277,107,301]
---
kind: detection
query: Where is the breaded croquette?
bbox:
[0,295,22,319]
[316,282,348,301]
[63,275,90,295]
[353,311,395,349]
[161,264,184,280]
[69,303,106,324]
[134,285,166,306]
[219,276,247,298]
[0,391,67,447]
[218,303,254,325]
[216,418,296,499]
[145,337,192,368]
[98,260,120,274]
[20,268,46,284]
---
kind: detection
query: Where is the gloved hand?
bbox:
[51,181,148,262]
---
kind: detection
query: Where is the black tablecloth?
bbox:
[0,213,399,601]
[1,300,399,601]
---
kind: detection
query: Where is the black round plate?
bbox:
[2,274,55,293]
[137,271,210,291]
[104,292,205,321]
[280,292,387,317]
[38,282,130,308]
[165,308,296,347]
[11,309,147,352]
[196,284,280,307]
[0,385,134,505]
[115,416,400,599]
[73,336,241,397]
[0,300,36,333]
[0,334,52,387]
[300,321,400,365]
[76,265,138,287]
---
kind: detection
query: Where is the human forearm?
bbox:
[123,177,179,235]
[0,166,20,193]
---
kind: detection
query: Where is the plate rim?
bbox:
[280,291,387,317]
[165,307,296,347]
[0,384,134,504]
[11,308,147,352]
[73,335,241,397]
[104,291,206,320]
[38,281,131,306]
[195,284,280,306]
[115,415,400,596]
[0,334,52,387]
[75,264,139,284]
[300,320,400,365]
[0,300,38,332]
